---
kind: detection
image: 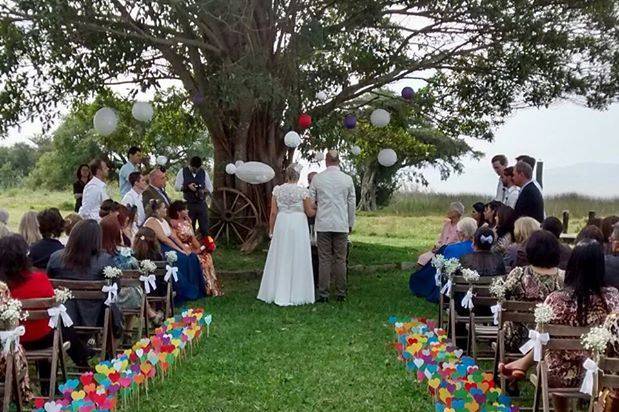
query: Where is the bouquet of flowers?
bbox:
[581,326,612,355]
[0,298,28,329]
[431,255,446,273]
[534,303,555,325]
[443,258,460,276]
[140,259,157,274]
[103,266,122,280]
[490,278,507,302]
[202,236,216,254]
[54,287,73,304]
[165,251,178,264]
[461,268,480,283]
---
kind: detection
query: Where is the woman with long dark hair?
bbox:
[73,164,92,212]
[492,205,515,255]
[500,240,619,411]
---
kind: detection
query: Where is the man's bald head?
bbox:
[325,150,340,166]
[149,167,167,189]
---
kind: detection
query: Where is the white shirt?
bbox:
[121,188,145,226]
[309,166,356,233]
[494,178,506,202]
[174,168,213,193]
[119,162,137,198]
[78,176,109,221]
[504,185,520,208]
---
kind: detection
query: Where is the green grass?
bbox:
[124,271,437,412]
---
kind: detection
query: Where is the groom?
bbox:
[309,150,356,302]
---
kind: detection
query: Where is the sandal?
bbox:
[498,363,526,381]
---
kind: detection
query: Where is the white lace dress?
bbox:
[257,184,315,306]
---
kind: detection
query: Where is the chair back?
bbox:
[50,279,110,300]
[598,357,619,390]
[153,261,169,279]
[121,270,143,288]
[543,324,590,351]
[499,300,537,326]
[20,297,58,322]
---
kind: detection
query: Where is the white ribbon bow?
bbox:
[434,268,442,287]
[440,279,452,296]
[579,358,599,395]
[491,303,502,326]
[47,304,73,328]
[164,265,178,282]
[460,289,474,310]
[0,326,25,354]
[519,329,550,361]
[102,283,118,306]
[480,234,494,244]
[139,274,157,294]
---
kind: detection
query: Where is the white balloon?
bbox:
[316,91,328,102]
[370,108,390,128]
[284,131,302,148]
[314,152,325,162]
[131,102,154,122]
[93,107,118,136]
[235,161,275,185]
[225,163,237,175]
[156,155,168,166]
[351,145,361,156]
[235,160,245,168]
[377,148,397,167]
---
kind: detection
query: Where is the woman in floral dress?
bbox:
[503,230,564,352]
[168,200,223,297]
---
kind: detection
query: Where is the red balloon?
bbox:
[298,113,312,129]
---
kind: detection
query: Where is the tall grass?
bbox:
[382,191,619,220]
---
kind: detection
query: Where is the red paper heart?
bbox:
[80,372,94,386]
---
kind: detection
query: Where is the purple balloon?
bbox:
[343,114,357,129]
[401,86,414,100]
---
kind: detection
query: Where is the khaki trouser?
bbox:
[317,232,348,298]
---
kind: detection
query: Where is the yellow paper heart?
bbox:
[94,364,110,375]
[465,401,479,412]
[71,390,86,400]
[428,378,440,389]
[438,388,450,403]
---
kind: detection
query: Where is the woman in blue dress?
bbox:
[409,217,477,303]
[143,199,206,304]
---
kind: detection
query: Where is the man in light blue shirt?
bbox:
[119,146,142,197]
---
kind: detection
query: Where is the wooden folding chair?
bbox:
[532,324,591,412]
[494,300,536,393]
[20,297,70,400]
[448,275,471,349]
[49,279,116,362]
[145,261,175,319]
[119,270,148,342]
[468,276,504,361]
[591,356,619,412]
[437,274,450,331]
[0,339,25,411]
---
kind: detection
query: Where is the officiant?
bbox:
[174,156,213,238]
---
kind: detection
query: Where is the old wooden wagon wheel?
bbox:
[209,188,260,244]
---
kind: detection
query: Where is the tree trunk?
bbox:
[359,161,378,211]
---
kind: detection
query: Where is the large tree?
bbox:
[1,0,617,219]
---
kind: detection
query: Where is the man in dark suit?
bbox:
[142,166,171,209]
[512,161,544,223]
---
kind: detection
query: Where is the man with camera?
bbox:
[174,156,213,238]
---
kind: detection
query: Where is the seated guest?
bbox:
[492,205,515,255]
[500,240,619,412]
[601,216,619,254]
[100,215,162,325]
[410,217,477,303]
[143,199,206,303]
[541,217,572,270]
[502,230,564,353]
[471,202,486,227]
[483,200,502,229]
[0,281,33,401]
[417,202,464,266]
[0,208,10,239]
[168,200,223,297]
[116,204,136,246]
[46,219,119,366]
[29,208,65,269]
[0,234,55,395]
[460,226,506,278]
[500,166,520,208]
[504,217,540,270]
[59,213,82,245]
[576,224,605,244]
[99,199,120,219]
[512,161,544,223]
[18,210,41,246]
[605,224,619,288]
[133,227,164,261]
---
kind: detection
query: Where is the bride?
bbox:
[257,164,316,306]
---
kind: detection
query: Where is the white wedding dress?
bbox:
[257,183,315,306]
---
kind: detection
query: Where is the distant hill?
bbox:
[421,162,619,198]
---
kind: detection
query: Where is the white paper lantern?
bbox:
[131,102,154,122]
[314,152,325,162]
[93,107,118,136]
[377,148,397,167]
[156,155,168,166]
[225,163,237,175]
[370,108,390,128]
[234,161,275,185]
[351,145,361,156]
[316,91,328,102]
[235,160,245,168]
[284,131,302,148]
